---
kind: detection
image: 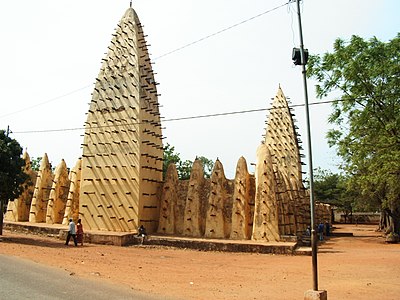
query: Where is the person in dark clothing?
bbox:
[325,221,330,236]
[317,222,324,241]
[137,225,147,237]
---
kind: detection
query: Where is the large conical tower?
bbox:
[80,7,163,232]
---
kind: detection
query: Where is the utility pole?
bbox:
[294,0,319,292]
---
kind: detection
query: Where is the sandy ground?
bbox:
[0,224,399,300]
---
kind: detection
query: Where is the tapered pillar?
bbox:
[79,7,163,232]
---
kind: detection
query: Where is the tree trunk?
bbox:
[380,208,400,234]
[392,208,400,234]
[379,210,389,232]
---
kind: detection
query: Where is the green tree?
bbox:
[31,157,42,172]
[313,168,346,205]
[0,130,27,235]
[308,34,400,233]
[162,143,180,178]
[163,143,214,180]
[177,159,193,180]
[312,168,357,222]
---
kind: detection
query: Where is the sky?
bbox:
[0,0,398,178]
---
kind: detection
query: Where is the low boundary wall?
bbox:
[4,221,309,255]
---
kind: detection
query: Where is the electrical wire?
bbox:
[153,1,290,60]
[12,98,338,134]
[287,1,297,48]
[0,85,93,118]
[1,1,290,119]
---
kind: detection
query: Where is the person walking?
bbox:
[76,219,84,246]
[65,218,78,246]
[325,220,330,237]
[317,222,324,241]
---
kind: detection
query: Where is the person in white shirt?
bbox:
[65,218,78,246]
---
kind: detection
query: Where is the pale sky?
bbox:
[0,0,398,178]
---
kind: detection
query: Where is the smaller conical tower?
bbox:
[264,87,303,183]
[258,87,310,238]
[29,153,54,223]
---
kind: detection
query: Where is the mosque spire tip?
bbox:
[130,0,132,8]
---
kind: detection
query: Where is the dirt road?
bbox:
[1,224,399,299]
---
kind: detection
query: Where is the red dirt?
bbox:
[1,224,399,300]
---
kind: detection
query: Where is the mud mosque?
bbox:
[5,7,331,243]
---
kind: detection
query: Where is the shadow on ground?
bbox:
[1,235,72,249]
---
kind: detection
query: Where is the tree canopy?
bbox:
[163,143,214,180]
[313,168,346,205]
[312,168,369,218]
[30,157,42,172]
[0,130,27,234]
[308,34,400,233]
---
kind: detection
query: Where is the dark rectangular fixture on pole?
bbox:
[292,47,309,65]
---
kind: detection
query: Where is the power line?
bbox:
[12,99,337,134]
[1,2,289,119]
[154,1,290,60]
[0,85,93,118]
[163,99,337,122]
